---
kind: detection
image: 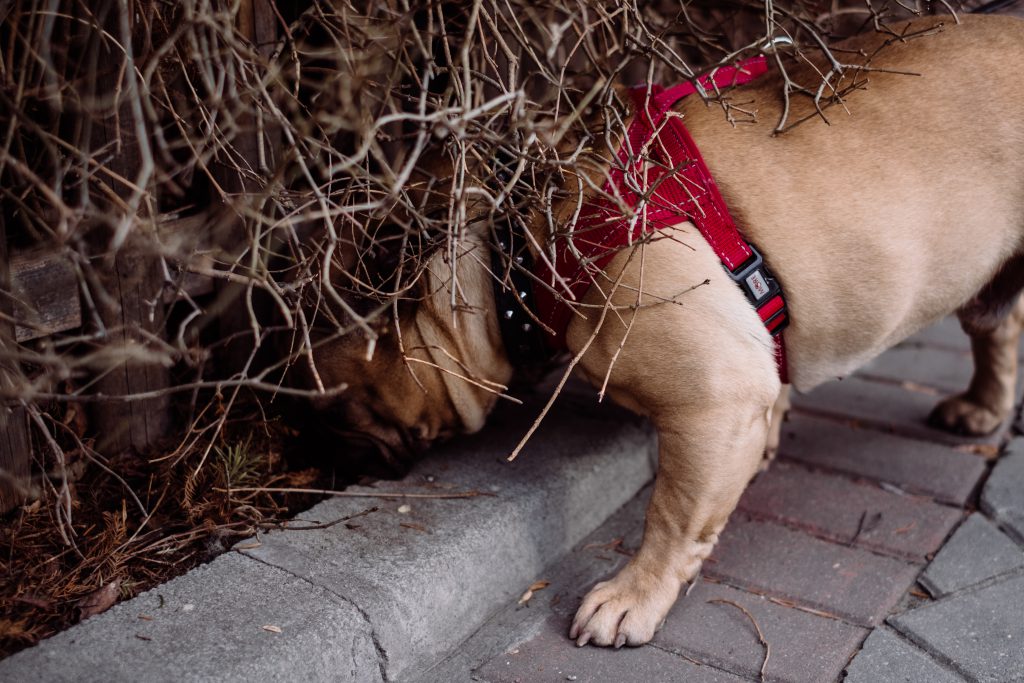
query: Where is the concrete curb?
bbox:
[0,383,657,682]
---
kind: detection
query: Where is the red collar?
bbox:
[531,56,789,380]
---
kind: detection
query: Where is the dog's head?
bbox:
[299,221,515,471]
[293,136,576,468]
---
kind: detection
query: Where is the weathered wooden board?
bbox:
[209,0,280,375]
[11,248,81,342]
[7,212,216,341]
[1,217,33,513]
[87,0,170,455]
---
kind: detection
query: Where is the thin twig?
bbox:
[708,598,771,681]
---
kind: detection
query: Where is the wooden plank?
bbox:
[0,215,33,513]
[6,213,215,342]
[87,0,170,455]
[11,248,81,342]
[252,0,278,56]
[208,0,280,375]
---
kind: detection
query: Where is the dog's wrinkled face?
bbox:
[297,154,516,469]
[307,316,465,466]
[305,259,515,469]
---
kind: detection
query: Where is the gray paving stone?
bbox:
[860,346,1024,404]
[739,460,962,561]
[890,573,1024,683]
[980,438,1024,545]
[653,581,867,683]
[0,552,383,683]
[474,616,747,683]
[903,314,1024,357]
[241,392,656,681]
[778,414,986,506]
[429,484,866,683]
[904,317,971,351]
[792,376,1007,446]
[706,516,921,627]
[860,346,975,394]
[919,513,1024,598]
[844,628,964,683]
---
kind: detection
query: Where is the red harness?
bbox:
[531,56,789,379]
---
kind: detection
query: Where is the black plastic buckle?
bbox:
[725,244,789,336]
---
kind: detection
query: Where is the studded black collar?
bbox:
[490,214,554,369]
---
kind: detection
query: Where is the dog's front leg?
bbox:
[570,397,772,648]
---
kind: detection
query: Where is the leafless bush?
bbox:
[0,0,960,553]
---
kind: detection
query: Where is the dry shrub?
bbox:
[0,0,965,656]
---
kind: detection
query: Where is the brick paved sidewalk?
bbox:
[422,318,1024,683]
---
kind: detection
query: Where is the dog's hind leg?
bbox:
[930,293,1024,436]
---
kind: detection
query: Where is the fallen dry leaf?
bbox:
[77,580,120,621]
[583,538,623,552]
[283,468,319,487]
[956,443,1000,460]
[262,624,282,633]
[13,595,53,610]
[0,618,31,640]
[899,381,940,396]
[518,579,551,606]
[62,401,88,439]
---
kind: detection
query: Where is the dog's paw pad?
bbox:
[929,395,1005,436]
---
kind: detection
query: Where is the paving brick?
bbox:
[890,574,1024,683]
[738,461,962,562]
[903,314,1024,357]
[474,616,746,683]
[705,517,920,627]
[859,346,975,393]
[792,376,1006,445]
[980,438,1024,545]
[778,414,986,506]
[919,514,1024,598]
[652,581,867,683]
[844,628,963,683]
[904,317,970,351]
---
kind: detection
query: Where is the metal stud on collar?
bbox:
[490,216,554,368]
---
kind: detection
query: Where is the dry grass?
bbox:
[0,401,347,656]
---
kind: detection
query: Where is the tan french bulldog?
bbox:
[309,14,1024,648]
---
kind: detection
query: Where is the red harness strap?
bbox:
[532,56,789,379]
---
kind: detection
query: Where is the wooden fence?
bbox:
[0,0,279,513]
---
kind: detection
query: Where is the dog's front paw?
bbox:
[929,394,1006,435]
[568,566,680,648]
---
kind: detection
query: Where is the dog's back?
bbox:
[681,14,1024,389]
